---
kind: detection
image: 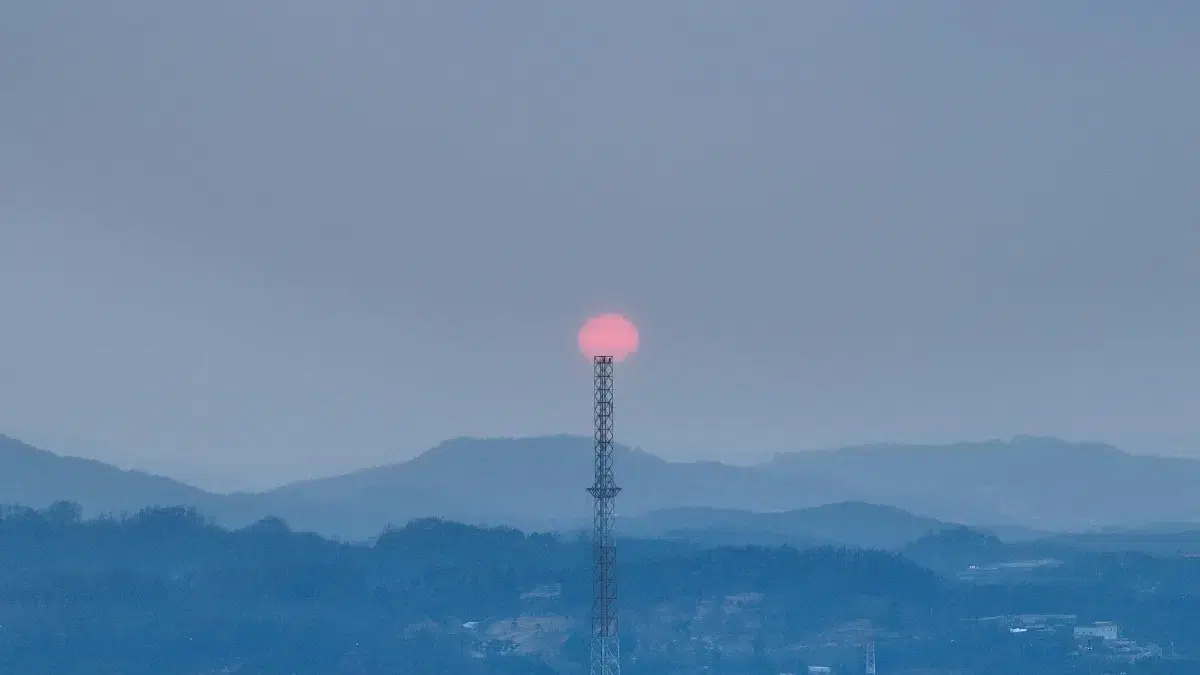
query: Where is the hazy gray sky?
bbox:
[2,2,1198,490]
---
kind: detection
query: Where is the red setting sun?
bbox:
[578,314,639,362]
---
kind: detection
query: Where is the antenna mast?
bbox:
[865,625,876,675]
[588,355,621,675]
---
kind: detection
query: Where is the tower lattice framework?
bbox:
[588,355,621,675]
[864,622,876,675]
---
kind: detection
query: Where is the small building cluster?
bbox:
[976,614,1164,664]
[1074,621,1119,641]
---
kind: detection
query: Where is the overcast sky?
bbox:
[2,2,1198,491]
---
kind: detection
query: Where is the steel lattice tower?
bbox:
[864,623,876,675]
[588,355,621,675]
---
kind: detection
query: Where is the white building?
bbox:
[1074,622,1120,641]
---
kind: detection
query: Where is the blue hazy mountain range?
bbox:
[2,434,1200,539]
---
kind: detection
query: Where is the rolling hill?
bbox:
[7,433,1200,538]
[0,434,229,518]
[255,435,851,538]
[263,435,1200,535]
[763,436,1200,529]
[620,501,957,550]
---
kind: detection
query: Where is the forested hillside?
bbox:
[2,502,1200,674]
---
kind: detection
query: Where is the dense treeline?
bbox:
[0,504,566,674]
[1,502,1199,674]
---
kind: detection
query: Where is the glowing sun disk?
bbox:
[578,314,639,362]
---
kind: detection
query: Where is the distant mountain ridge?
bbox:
[763,435,1200,529]
[0,434,226,517]
[5,433,1200,537]
[620,501,958,550]
[256,435,852,537]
